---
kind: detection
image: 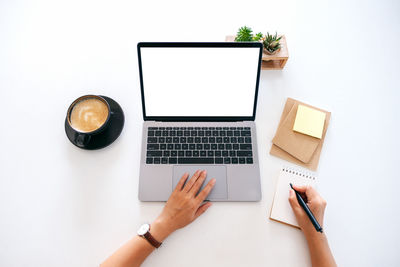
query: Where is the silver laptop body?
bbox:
[137,42,263,201]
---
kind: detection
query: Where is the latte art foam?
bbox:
[70,98,109,132]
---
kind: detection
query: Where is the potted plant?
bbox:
[262,32,282,55]
[234,26,282,55]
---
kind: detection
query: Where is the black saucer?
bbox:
[65,95,124,150]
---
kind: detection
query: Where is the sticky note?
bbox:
[293,105,326,139]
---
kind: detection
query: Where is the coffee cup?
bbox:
[65,95,124,150]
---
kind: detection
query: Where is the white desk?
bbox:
[0,0,399,266]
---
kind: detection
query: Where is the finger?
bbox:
[183,170,202,193]
[196,178,216,203]
[189,170,207,196]
[194,202,212,218]
[174,172,189,192]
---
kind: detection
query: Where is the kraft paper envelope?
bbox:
[270,98,331,171]
[272,103,320,163]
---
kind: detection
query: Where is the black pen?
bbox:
[290,183,323,233]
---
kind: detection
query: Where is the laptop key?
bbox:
[163,151,170,157]
[230,151,236,157]
[215,157,223,164]
[222,151,228,157]
[205,131,211,136]
[170,131,176,136]
[148,131,155,137]
[195,137,201,143]
[226,144,232,150]
[209,137,215,143]
[180,137,186,143]
[155,131,161,136]
[196,144,203,150]
[240,144,252,150]
[237,151,252,157]
[234,131,240,136]
[178,158,214,164]
[167,144,173,150]
[216,137,222,143]
[187,137,194,143]
[159,137,165,143]
[208,151,214,157]
[191,131,197,136]
[232,158,238,164]
[238,137,244,143]
[233,144,239,150]
[193,151,199,157]
[184,131,190,136]
[154,158,161,164]
[185,151,192,157]
[218,144,224,150]
[245,137,252,143]
[169,158,177,164]
[178,151,184,157]
[202,137,208,143]
[215,151,222,157]
[246,157,253,164]
[200,151,206,157]
[146,158,153,164]
[173,137,179,143]
[223,137,229,143]
[231,137,237,143]
[149,127,158,130]
[161,158,168,164]
[174,144,181,150]
[241,131,251,137]
[160,144,166,150]
[198,131,204,136]
[212,131,219,136]
[211,144,217,150]
[227,131,233,136]
[239,157,245,164]
[147,151,162,157]
[182,144,188,150]
[224,157,231,164]
[162,131,168,136]
[219,131,226,136]
[177,131,183,136]
[166,137,172,143]
[189,144,195,150]
[204,144,210,150]
[147,137,157,143]
[171,151,177,157]
[147,144,159,150]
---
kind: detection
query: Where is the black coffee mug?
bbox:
[65,95,124,150]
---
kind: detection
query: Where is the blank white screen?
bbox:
[140,47,260,117]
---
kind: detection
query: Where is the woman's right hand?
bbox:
[289,185,327,235]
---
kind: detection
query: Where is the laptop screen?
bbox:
[138,43,262,120]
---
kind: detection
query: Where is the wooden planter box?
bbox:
[225,35,289,70]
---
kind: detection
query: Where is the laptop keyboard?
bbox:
[146,127,254,164]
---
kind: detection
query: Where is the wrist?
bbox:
[150,217,175,242]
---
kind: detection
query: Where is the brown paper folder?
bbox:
[270,98,331,171]
[272,102,320,163]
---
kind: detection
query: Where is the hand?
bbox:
[289,185,327,235]
[150,170,216,241]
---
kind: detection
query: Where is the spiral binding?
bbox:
[282,166,316,180]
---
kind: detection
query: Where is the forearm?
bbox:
[101,219,173,267]
[304,231,337,267]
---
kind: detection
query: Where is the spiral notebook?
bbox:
[270,167,317,228]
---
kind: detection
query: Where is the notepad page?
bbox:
[270,167,317,228]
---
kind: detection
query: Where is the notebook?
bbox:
[270,167,317,228]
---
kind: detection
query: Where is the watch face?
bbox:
[137,223,150,235]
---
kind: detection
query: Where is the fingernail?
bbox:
[211,179,216,185]
[203,170,207,175]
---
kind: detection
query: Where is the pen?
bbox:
[290,183,323,233]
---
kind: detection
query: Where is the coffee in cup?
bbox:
[70,97,109,132]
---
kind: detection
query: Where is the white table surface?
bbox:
[1,0,399,266]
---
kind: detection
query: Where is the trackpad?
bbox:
[172,165,228,200]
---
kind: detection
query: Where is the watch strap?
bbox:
[141,228,162,248]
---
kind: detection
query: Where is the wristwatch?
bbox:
[137,223,162,248]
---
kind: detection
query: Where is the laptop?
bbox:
[137,42,262,201]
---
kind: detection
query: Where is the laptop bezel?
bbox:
[137,42,263,122]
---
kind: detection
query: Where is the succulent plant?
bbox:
[263,32,282,54]
[235,26,253,42]
[234,26,264,42]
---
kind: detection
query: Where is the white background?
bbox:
[141,47,259,117]
[0,0,399,266]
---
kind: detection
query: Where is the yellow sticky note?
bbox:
[293,105,326,139]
